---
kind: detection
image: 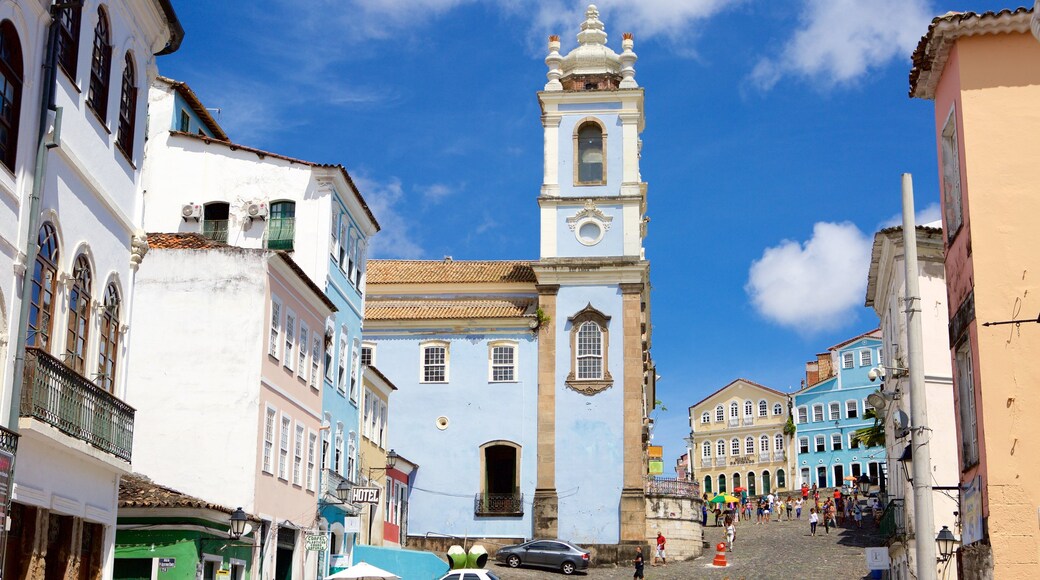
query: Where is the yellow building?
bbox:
[687,379,792,497]
[358,367,397,546]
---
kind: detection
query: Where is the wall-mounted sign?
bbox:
[648,460,664,476]
[865,547,890,570]
[158,558,176,572]
[647,446,663,459]
[350,487,380,504]
[961,475,983,545]
[343,516,361,533]
[730,456,756,466]
[305,533,329,552]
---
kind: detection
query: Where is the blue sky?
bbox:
[160,0,1014,472]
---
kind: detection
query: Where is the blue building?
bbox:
[363,6,654,549]
[792,330,887,489]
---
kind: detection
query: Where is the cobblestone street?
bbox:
[489,514,885,579]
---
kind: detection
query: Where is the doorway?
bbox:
[834,464,845,487]
[762,470,771,495]
[817,466,827,488]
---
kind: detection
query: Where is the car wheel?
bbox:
[561,561,575,575]
[507,555,521,568]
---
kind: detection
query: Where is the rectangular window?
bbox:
[347,431,356,481]
[284,310,296,371]
[298,324,309,379]
[877,348,883,365]
[941,111,963,239]
[310,337,321,388]
[745,438,754,455]
[730,439,739,455]
[379,403,387,448]
[293,423,304,486]
[815,435,825,452]
[337,335,348,392]
[956,341,979,467]
[829,402,840,421]
[307,431,317,491]
[422,344,447,383]
[813,405,823,422]
[849,434,860,449]
[842,352,854,369]
[860,349,872,367]
[715,407,724,422]
[846,400,858,419]
[363,396,373,440]
[262,407,276,473]
[797,407,807,423]
[349,344,360,401]
[269,298,281,359]
[178,110,190,132]
[361,345,373,367]
[490,343,516,382]
[832,433,843,451]
[799,437,809,454]
[334,429,343,473]
[279,415,291,480]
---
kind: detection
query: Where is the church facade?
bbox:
[364,5,654,548]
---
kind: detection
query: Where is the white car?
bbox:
[438,570,502,580]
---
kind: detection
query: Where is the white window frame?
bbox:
[337,332,348,393]
[812,404,824,422]
[700,411,710,424]
[773,403,783,416]
[363,393,373,440]
[831,433,843,451]
[715,405,724,422]
[702,441,711,458]
[814,435,825,452]
[379,402,388,449]
[269,296,282,359]
[279,414,291,481]
[730,438,739,456]
[347,430,357,481]
[743,400,753,416]
[361,341,376,367]
[488,340,518,382]
[349,339,361,401]
[758,399,767,417]
[798,437,809,454]
[797,406,808,424]
[744,436,754,455]
[293,422,304,486]
[330,212,340,258]
[829,402,840,421]
[716,439,726,456]
[859,349,872,367]
[842,351,854,369]
[298,323,309,380]
[760,434,770,452]
[574,321,604,380]
[846,400,859,419]
[774,433,784,451]
[420,340,449,383]
[333,425,343,473]
[849,433,860,450]
[284,309,296,372]
[730,402,739,418]
[307,430,317,491]
[262,406,276,474]
[310,337,321,389]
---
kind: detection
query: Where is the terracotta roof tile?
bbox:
[119,473,237,514]
[146,232,225,249]
[366,298,536,320]
[367,260,536,285]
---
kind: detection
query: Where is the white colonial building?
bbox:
[0,1,181,578]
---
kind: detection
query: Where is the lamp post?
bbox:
[683,435,696,482]
[229,507,248,540]
[936,526,959,562]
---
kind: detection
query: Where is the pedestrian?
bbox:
[809,508,819,537]
[633,546,644,579]
[725,514,735,552]
[802,482,810,501]
[795,497,803,519]
[785,497,793,520]
[701,501,708,527]
[763,498,771,523]
[854,504,863,528]
[652,532,666,567]
[756,499,764,524]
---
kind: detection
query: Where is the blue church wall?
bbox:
[555,203,624,257]
[556,113,623,198]
[793,338,887,489]
[364,330,539,539]
[170,92,219,138]
[554,285,625,544]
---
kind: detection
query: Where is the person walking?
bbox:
[795,497,803,519]
[854,504,863,528]
[725,514,735,552]
[652,532,666,567]
[809,508,819,537]
[785,497,793,520]
[633,546,644,579]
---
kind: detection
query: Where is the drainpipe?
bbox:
[6,1,78,431]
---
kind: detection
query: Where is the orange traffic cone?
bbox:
[713,542,728,566]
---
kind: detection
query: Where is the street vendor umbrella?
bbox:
[326,562,401,579]
[709,494,740,503]
[733,486,747,492]
[843,475,858,481]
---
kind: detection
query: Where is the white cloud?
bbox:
[880,202,942,229]
[746,221,873,333]
[417,183,458,204]
[748,0,933,91]
[351,174,426,259]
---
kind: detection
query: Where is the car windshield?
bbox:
[487,573,501,580]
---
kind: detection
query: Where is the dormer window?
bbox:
[575,120,605,185]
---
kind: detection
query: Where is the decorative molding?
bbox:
[619,282,643,295]
[565,200,613,232]
[129,231,149,271]
[535,284,560,296]
[564,378,614,396]
[564,303,613,394]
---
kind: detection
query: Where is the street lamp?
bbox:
[898,444,913,484]
[229,507,248,540]
[936,526,959,562]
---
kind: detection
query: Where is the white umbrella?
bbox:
[326,561,401,579]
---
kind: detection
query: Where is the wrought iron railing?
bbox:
[714,457,727,467]
[646,477,700,498]
[20,347,134,462]
[0,425,18,455]
[728,418,738,427]
[474,492,523,516]
[266,218,295,250]
[202,220,229,243]
[700,458,712,468]
[773,451,785,462]
[879,498,906,540]
[758,452,770,462]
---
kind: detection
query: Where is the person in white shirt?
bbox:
[809,508,819,537]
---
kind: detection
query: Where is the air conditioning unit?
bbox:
[246,201,268,220]
[181,203,202,221]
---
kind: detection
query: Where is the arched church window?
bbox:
[0,20,24,172]
[97,283,120,392]
[575,121,605,184]
[87,6,112,121]
[29,223,60,350]
[565,304,612,393]
[65,255,93,373]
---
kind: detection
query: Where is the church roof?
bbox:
[367,259,536,285]
[366,298,536,321]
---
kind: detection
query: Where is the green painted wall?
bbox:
[116,528,254,580]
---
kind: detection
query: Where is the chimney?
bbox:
[804,361,820,388]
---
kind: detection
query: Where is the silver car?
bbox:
[495,539,590,575]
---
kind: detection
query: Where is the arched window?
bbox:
[733,472,741,491]
[748,472,757,495]
[116,52,137,157]
[28,223,60,350]
[97,283,120,392]
[478,441,522,516]
[566,304,611,392]
[576,322,602,379]
[704,475,712,494]
[743,400,752,416]
[729,402,738,418]
[86,6,111,121]
[338,220,348,268]
[758,400,768,416]
[700,411,710,424]
[774,433,784,452]
[701,441,710,458]
[202,202,229,242]
[773,403,783,416]
[576,121,604,184]
[65,255,92,373]
[745,436,754,455]
[760,435,770,454]
[55,2,81,77]
[777,469,786,489]
[267,200,295,250]
[715,405,724,422]
[730,438,739,456]
[762,470,772,494]
[718,474,727,493]
[0,20,24,172]
[716,440,725,457]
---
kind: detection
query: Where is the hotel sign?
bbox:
[350,487,381,504]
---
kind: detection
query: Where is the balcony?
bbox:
[266,217,295,251]
[201,219,229,243]
[714,457,727,467]
[700,458,712,468]
[474,492,523,516]
[20,347,134,462]
[758,452,771,463]
[728,417,738,427]
[879,499,906,541]
[742,416,754,426]
[773,451,785,462]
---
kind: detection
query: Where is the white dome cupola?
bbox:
[545,5,638,92]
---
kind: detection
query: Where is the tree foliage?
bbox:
[852,408,885,448]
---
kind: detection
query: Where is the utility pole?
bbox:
[901,173,937,579]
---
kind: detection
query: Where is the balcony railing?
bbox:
[21,347,134,462]
[646,476,700,498]
[0,425,18,455]
[201,220,229,243]
[714,457,727,467]
[474,492,523,516]
[773,451,785,462]
[266,218,295,251]
[758,452,770,462]
[742,416,754,426]
[879,499,906,541]
[728,417,738,427]
[700,458,712,468]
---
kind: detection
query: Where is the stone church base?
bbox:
[645,493,705,562]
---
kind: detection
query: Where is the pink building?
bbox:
[125,233,336,580]
[911,8,1040,578]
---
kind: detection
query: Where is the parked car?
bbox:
[495,539,590,575]
[438,570,502,580]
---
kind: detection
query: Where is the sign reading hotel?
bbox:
[350,487,381,504]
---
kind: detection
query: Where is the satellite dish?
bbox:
[894,409,910,438]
